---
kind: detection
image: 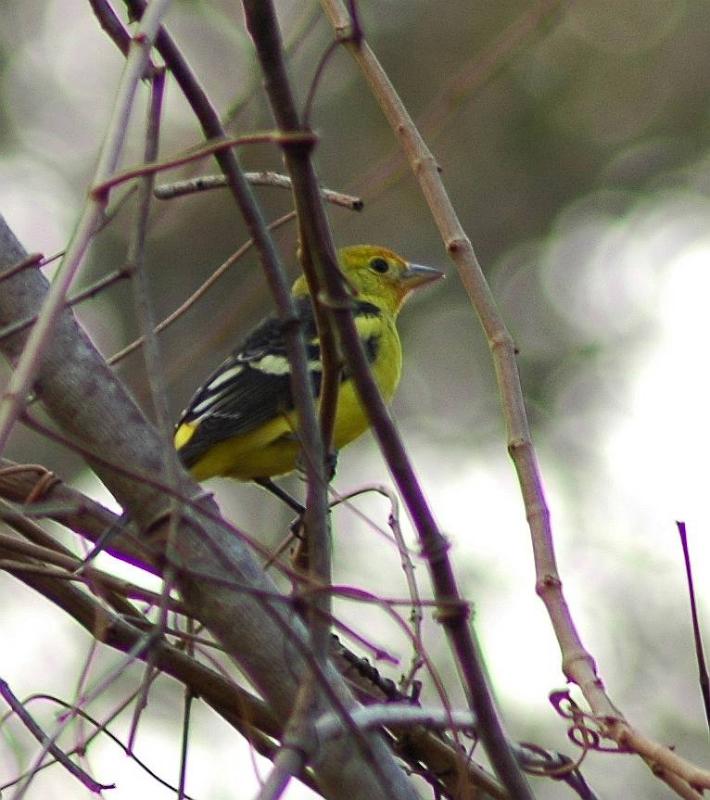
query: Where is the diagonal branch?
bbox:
[0,54,417,800]
[320,0,597,714]
[122,0,333,690]
[0,678,113,794]
[0,0,171,456]
[318,3,710,797]
[286,6,532,798]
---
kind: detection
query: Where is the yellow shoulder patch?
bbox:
[174,420,197,450]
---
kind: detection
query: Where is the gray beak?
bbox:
[400,263,445,288]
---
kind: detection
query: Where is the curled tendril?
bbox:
[549,689,629,754]
[517,740,584,778]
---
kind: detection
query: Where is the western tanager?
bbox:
[174,245,442,483]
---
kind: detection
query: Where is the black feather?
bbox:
[176,298,381,468]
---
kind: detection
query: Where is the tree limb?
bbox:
[0,216,419,800]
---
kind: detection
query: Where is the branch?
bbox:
[154,170,363,210]
[0,0,171,454]
[124,1,333,702]
[0,678,113,794]
[317,4,710,796]
[0,523,513,800]
[283,7,530,797]
[241,0,336,645]
[0,131,415,800]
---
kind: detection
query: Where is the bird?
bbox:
[173,245,443,495]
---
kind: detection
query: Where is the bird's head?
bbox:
[292,245,444,316]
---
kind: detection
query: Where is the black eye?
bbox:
[370,257,389,273]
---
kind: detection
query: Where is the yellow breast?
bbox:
[184,313,402,481]
[332,313,401,449]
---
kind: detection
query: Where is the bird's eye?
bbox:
[370,257,389,274]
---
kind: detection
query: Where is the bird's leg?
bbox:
[256,478,307,571]
[256,457,336,571]
[254,477,305,514]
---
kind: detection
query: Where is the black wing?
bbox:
[176,297,381,468]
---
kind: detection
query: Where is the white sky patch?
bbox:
[0,156,77,258]
[424,194,710,713]
[430,454,563,708]
[603,237,710,585]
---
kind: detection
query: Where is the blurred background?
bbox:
[1,0,710,798]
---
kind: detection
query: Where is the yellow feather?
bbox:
[174,245,442,482]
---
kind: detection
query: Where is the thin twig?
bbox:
[0,0,171,459]
[330,485,424,690]
[92,130,316,197]
[0,252,43,282]
[154,171,363,210]
[0,692,197,800]
[126,65,171,436]
[303,39,341,128]
[177,688,195,800]
[123,66,180,755]
[0,263,133,344]
[677,521,710,739]
[318,6,533,798]
[240,0,345,659]
[0,679,113,794]
[108,210,296,366]
[88,0,133,58]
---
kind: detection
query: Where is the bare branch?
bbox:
[0,679,113,794]
[0,13,424,792]
[108,211,296,366]
[154,171,363,210]
[0,0,171,455]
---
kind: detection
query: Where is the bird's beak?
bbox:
[400,263,445,289]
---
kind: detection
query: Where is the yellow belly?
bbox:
[183,318,402,481]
